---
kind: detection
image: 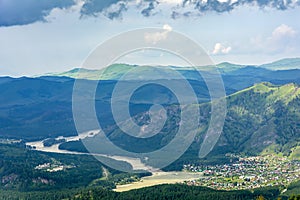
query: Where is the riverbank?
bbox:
[25,130,153,171]
[114,171,203,192]
[26,131,204,192]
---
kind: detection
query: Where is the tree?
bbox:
[257,195,265,200]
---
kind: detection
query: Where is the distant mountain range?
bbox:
[63,82,299,163]
[260,58,300,70]
[0,59,299,168]
[44,58,300,80]
[213,82,300,156]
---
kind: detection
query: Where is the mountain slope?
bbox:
[44,58,300,80]
[212,82,300,156]
[157,82,300,167]
[47,64,135,80]
[1,62,300,142]
[98,82,300,157]
[260,58,300,70]
[62,82,300,166]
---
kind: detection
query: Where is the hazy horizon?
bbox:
[2,56,300,78]
[1,0,300,77]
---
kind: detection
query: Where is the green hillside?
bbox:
[48,64,134,80]
[47,64,186,80]
[260,58,300,70]
[214,82,300,156]
[60,82,300,165]
[45,62,246,80]
[0,143,151,199]
[72,184,280,200]
[215,62,246,73]
[45,58,300,80]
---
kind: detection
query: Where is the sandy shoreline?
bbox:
[25,130,154,171]
[114,171,203,192]
[26,131,203,192]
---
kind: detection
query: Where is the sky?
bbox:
[0,0,300,76]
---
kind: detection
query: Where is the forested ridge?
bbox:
[59,83,300,170]
[0,67,300,199]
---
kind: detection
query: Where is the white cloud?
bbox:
[230,0,239,4]
[159,0,183,5]
[271,24,297,40]
[163,24,173,31]
[217,0,229,3]
[144,24,173,44]
[251,24,298,54]
[212,43,232,55]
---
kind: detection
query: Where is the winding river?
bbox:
[26,130,155,171]
[26,130,203,192]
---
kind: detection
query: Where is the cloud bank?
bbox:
[80,0,128,19]
[79,0,300,20]
[0,0,299,26]
[212,43,232,55]
[251,24,298,54]
[144,24,173,44]
[0,0,76,26]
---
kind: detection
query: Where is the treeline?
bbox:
[0,144,147,192]
[0,143,299,200]
[0,184,284,200]
[288,195,300,200]
[73,184,281,200]
[59,83,300,173]
[0,188,82,200]
[0,143,107,191]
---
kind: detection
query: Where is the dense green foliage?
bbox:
[288,195,300,200]
[59,83,300,170]
[171,83,300,168]
[1,143,296,200]
[0,143,150,193]
[0,184,282,200]
[43,138,66,147]
[72,184,280,200]
[59,140,89,153]
[1,64,300,140]
[1,62,300,199]
[282,180,300,198]
[218,83,300,155]
[0,188,82,200]
[0,143,108,191]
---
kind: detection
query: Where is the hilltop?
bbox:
[59,82,300,167]
[44,58,300,80]
[209,82,300,156]
[259,58,300,70]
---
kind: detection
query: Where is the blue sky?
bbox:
[0,0,300,76]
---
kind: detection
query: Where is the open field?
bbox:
[26,131,153,171]
[114,171,203,192]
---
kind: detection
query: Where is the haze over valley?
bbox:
[0,58,300,199]
[1,0,300,198]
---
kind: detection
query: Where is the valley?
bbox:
[1,61,300,141]
[184,154,300,191]
[114,171,203,192]
[26,130,153,171]
[0,60,300,199]
[25,131,206,191]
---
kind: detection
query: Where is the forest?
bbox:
[0,143,300,200]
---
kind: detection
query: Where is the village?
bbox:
[34,159,75,173]
[183,154,300,190]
